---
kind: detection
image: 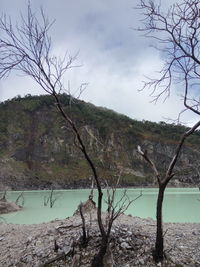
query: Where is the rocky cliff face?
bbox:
[0,95,199,190]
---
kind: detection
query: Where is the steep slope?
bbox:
[0,94,200,190]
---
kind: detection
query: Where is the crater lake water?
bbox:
[1,188,200,224]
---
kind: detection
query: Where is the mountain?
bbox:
[0,94,200,190]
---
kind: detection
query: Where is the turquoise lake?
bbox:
[1,188,200,224]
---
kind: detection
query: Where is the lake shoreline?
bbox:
[3,184,198,192]
[2,187,200,224]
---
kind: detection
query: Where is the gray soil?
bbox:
[0,199,21,214]
[0,210,200,267]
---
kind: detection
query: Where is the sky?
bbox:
[0,0,198,125]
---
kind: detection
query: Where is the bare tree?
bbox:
[0,4,107,264]
[0,4,139,266]
[0,191,7,201]
[92,179,142,267]
[137,0,200,262]
[44,189,59,208]
[105,176,142,235]
[15,191,25,207]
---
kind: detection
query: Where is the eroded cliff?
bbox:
[0,94,199,190]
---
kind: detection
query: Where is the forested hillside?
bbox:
[0,94,199,190]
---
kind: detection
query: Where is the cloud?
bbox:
[0,0,197,125]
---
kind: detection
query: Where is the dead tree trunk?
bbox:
[154,184,165,261]
[91,236,108,267]
[137,120,200,262]
[79,202,88,247]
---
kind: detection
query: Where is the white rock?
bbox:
[62,246,71,255]
[139,258,145,265]
[27,236,32,242]
[121,242,131,249]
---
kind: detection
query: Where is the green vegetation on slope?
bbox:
[0,94,199,189]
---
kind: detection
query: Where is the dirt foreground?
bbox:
[0,209,200,267]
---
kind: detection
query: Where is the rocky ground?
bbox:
[0,208,200,267]
[0,199,21,214]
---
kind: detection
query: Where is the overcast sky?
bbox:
[0,0,198,125]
